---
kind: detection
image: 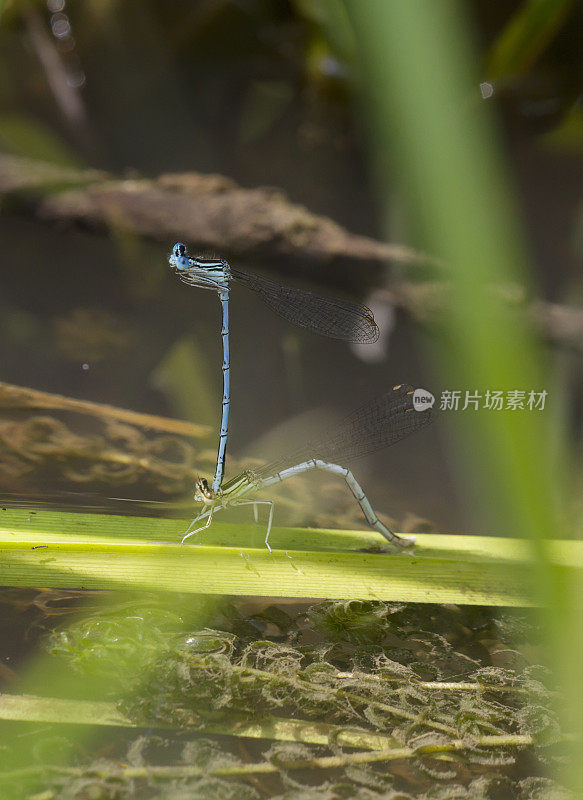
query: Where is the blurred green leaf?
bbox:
[487,0,576,80]
[239,80,294,144]
[152,336,217,428]
[293,0,356,63]
[0,0,12,24]
[0,113,81,166]
[0,591,218,800]
[0,692,403,750]
[541,106,583,152]
[346,0,580,791]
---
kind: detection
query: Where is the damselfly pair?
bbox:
[169,243,433,549]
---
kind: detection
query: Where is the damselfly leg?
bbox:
[231,500,275,552]
[181,505,215,545]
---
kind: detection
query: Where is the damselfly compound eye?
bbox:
[172,242,186,259]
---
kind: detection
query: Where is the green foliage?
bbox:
[152,336,218,429]
[0,114,81,166]
[346,0,581,791]
[18,598,565,799]
[486,0,576,80]
[12,766,574,800]
[5,505,575,604]
[541,107,583,153]
[46,602,192,689]
[292,0,356,65]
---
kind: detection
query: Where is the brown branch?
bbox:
[529,300,583,353]
[0,381,209,439]
[0,153,433,268]
[2,154,580,351]
[383,282,583,354]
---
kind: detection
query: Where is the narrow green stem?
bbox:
[5,732,543,786]
[335,671,554,697]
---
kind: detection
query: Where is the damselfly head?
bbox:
[194,477,215,503]
[169,242,189,271]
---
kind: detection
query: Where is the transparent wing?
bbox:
[256,383,434,478]
[231,267,379,344]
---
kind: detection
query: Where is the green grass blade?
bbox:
[0,693,401,751]
[486,0,575,80]
[1,507,581,604]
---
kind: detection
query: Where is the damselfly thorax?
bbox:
[194,472,257,505]
[170,244,231,291]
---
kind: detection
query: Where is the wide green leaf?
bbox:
[1,508,580,605]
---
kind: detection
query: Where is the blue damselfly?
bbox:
[169,243,380,495]
[181,383,434,551]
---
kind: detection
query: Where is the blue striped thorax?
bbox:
[169,242,231,292]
